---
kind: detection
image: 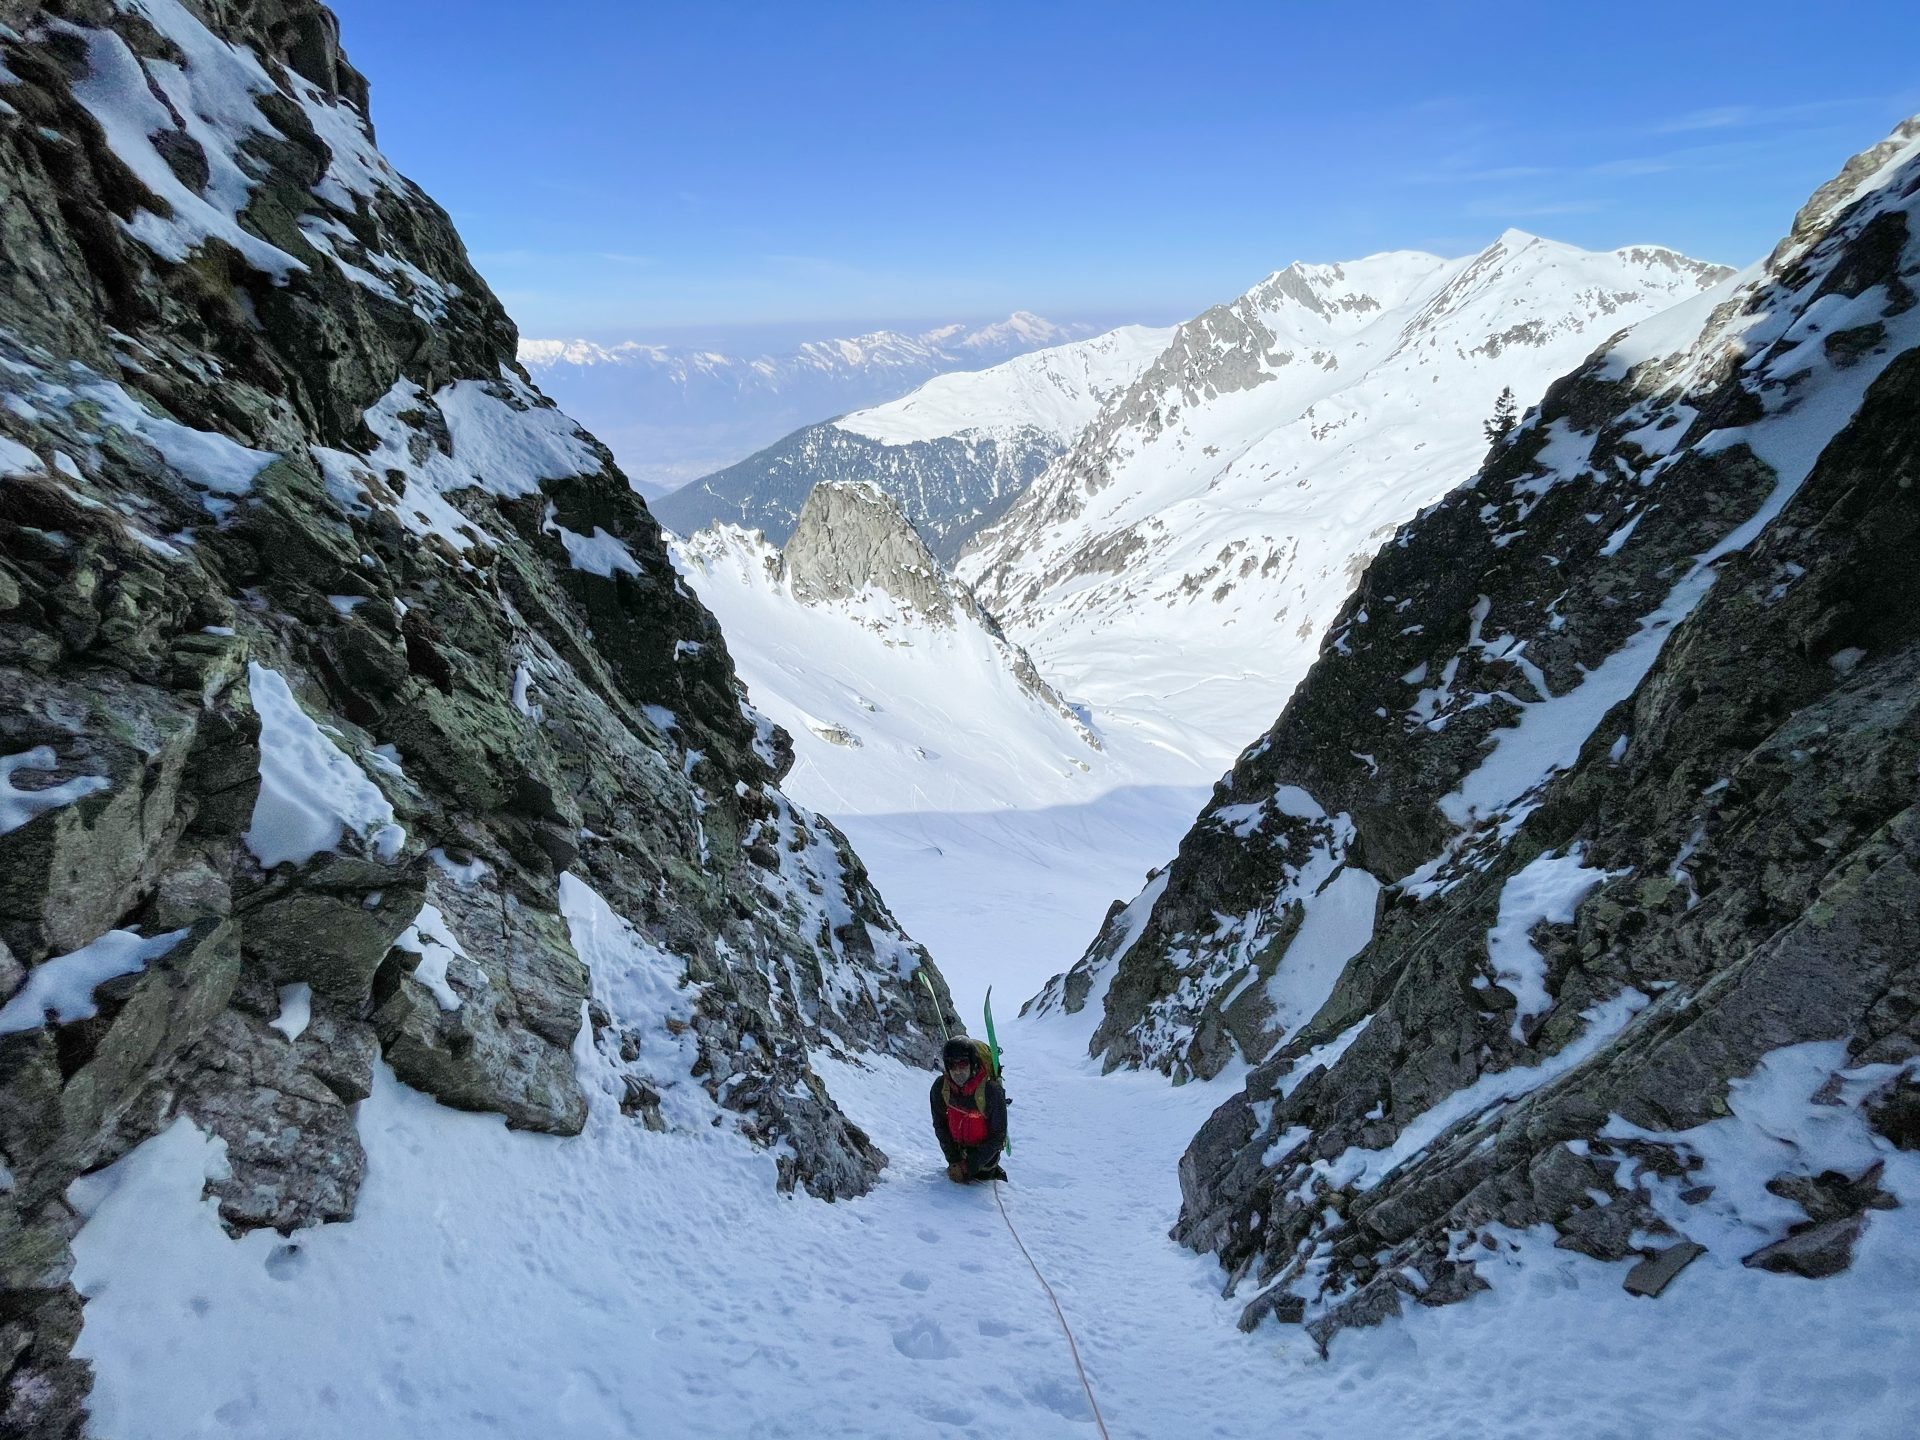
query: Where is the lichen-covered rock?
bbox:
[0,3,955,1431]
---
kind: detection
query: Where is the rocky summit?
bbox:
[0,3,954,1435]
[1030,119,1920,1344]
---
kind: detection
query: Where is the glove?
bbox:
[947,1161,966,1182]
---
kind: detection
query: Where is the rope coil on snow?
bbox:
[992,1179,1112,1440]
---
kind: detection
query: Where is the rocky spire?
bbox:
[780,479,964,622]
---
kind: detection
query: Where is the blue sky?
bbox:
[329,0,1920,345]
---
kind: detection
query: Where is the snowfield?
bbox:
[69,951,1920,1439]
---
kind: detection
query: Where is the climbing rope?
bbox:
[991,1179,1112,1440]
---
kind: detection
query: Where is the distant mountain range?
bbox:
[517,312,1091,492]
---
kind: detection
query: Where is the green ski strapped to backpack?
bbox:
[984,988,1011,1155]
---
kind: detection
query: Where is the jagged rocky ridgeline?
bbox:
[0,3,955,1435]
[1030,119,1920,1344]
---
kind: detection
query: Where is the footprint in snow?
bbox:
[1026,1376,1095,1422]
[898,1270,932,1292]
[916,1226,940,1245]
[891,1318,959,1360]
[977,1317,1014,1337]
[264,1242,306,1281]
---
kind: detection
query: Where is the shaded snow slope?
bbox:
[960,234,1730,767]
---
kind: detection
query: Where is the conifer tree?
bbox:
[1483,385,1518,443]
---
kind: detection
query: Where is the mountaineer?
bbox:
[930,1035,1008,1183]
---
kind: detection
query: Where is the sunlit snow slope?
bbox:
[960,235,1730,766]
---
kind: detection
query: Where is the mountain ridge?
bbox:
[1027,115,1920,1350]
[519,312,1094,489]
[957,228,1733,764]
[656,324,1173,558]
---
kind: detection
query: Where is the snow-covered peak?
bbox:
[1249,251,1452,328]
[950,310,1076,350]
[834,324,1175,447]
[516,313,1091,383]
[958,232,1732,764]
[516,339,658,368]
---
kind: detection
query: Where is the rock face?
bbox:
[782,480,965,621]
[0,4,955,1434]
[775,481,1093,738]
[1034,119,1920,1343]
[664,421,1055,563]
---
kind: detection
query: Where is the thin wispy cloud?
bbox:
[1409,162,1558,185]
[1587,157,1680,178]
[1464,198,1605,219]
[1653,105,1758,134]
[1648,97,1868,136]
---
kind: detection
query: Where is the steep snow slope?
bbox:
[960,235,1730,765]
[521,312,1091,490]
[655,324,1173,560]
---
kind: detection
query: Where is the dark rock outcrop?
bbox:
[1035,118,1920,1345]
[659,419,1057,563]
